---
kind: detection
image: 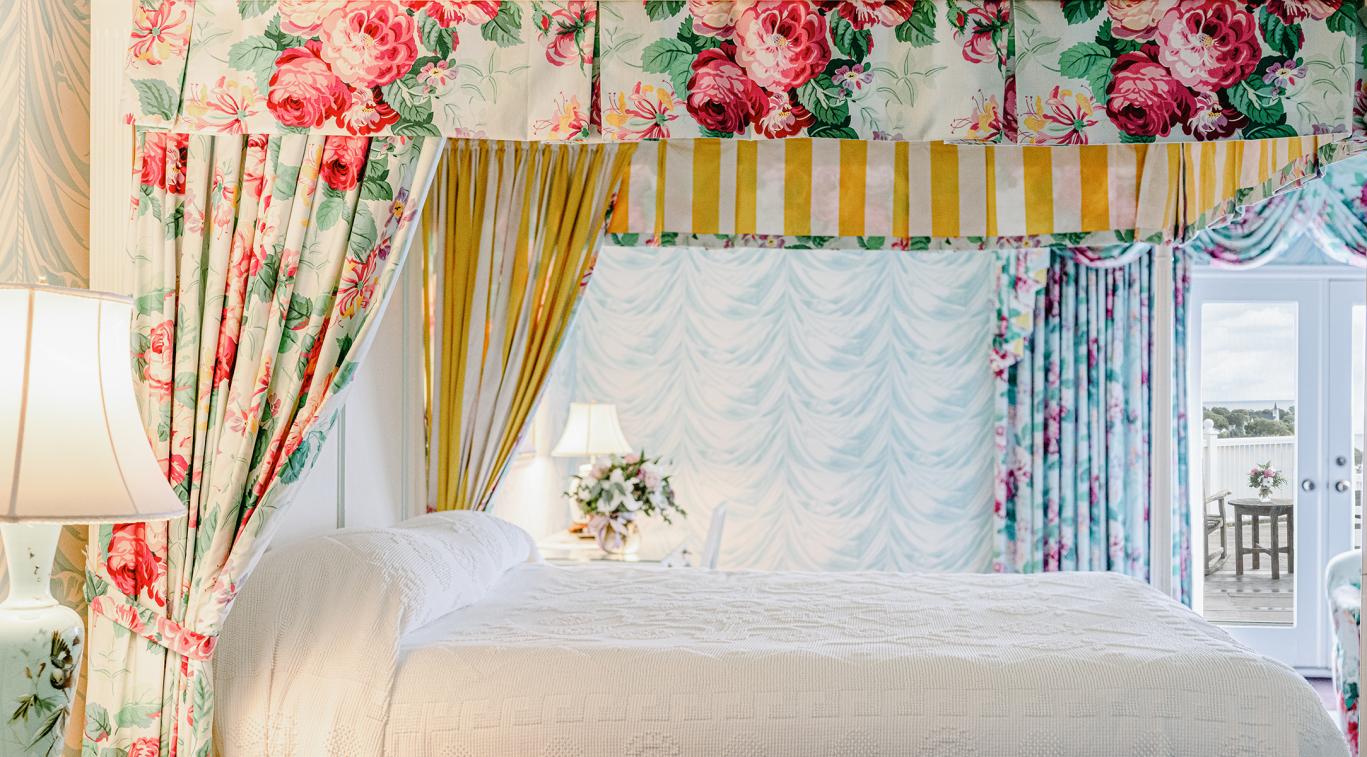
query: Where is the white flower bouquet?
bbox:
[568,452,683,553]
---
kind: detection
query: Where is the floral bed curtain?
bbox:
[992,248,1192,605]
[82,128,439,756]
[429,140,634,512]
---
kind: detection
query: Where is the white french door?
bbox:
[1191,270,1364,673]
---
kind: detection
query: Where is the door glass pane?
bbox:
[1199,302,1297,626]
[1354,305,1363,549]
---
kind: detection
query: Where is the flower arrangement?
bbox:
[568,452,683,554]
[1248,462,1286,500]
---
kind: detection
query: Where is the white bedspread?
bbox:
[386,565,1345,757]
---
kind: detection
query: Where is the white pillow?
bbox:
[215,511,539,755]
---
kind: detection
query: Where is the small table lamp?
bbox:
[0,284,184,755]
[552,403,632,525]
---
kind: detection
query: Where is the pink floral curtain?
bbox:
[82,128,439,756]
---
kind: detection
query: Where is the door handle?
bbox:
[1335,480,1352,493]
[1301,479,1316,492]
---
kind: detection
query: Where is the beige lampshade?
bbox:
[0,284,185,523]
[551,403,632,458]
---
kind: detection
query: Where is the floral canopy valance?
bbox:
[125,0,1367,146]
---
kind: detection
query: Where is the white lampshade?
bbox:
[0,284,185,523]
[551,403,632,458]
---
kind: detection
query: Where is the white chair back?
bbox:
[700,504,727,570]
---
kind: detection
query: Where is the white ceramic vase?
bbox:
[0,524,83,757]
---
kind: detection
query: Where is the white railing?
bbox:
[1202,423,1297,501]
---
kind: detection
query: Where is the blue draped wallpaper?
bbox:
[540,246,996,572]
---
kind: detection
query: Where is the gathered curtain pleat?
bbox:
[429,140,634,512]
[992,249,1193,605]
[82,128,440,756]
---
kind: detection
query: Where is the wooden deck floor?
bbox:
[1203,517,1294,626]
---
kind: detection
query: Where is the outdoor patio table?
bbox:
[1229,497,1294,580]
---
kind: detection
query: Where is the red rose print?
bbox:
[140,318,176,400]
[951,0,1009,66]
[267,42,350,129]
[1107,0,1177,41]
[319,2,419,89]
[685,44,769,134]
[128,737,159,757]
[321,137,371,191]
[755,91,814,138]
[334,86,401,135]
[1264,0,1341,24]
[687,0,741,38]
[404,0,501,27]
[542,1,596,67]
[734,1,832,92]
[105,523,166,607]
[1183,91,1247,140]
[139,134,168,190]
[1154,0,1260,91]
[816,0,917,30]
[1105,45,1195,137]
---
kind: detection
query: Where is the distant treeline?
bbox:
[1204,406,1295,439]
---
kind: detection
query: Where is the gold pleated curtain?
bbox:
[428,140,634,511]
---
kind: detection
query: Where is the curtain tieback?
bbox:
[89,589,217,661]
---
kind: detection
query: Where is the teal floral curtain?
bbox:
[82,129,440,756]
[992,249,1193,605]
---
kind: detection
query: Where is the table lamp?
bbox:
[0,284,184,755]
[552,403,632,526]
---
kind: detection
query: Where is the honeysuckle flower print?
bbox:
[603,83,678,140]
[1264,0,1343,24]
[182,77,263,134]
[128,0,189,66]
[338,252,380,318]
[833,63,873,93]
[534,93,592,139]
[1263,58,1307,93]
[1019,86,1097,145]
[816,0,917,30]
[951,91,1004,142]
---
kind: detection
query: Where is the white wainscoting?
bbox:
[494,245,997,573]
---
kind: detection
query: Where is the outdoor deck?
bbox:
[1204,515,1294,626]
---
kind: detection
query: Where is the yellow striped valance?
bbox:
[608,135,1344,251]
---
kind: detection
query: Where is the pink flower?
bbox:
[685,44,769,134]
[278,0,331,36]
[160,453,190,488]
[817,0,917,30]
[686,0,741,38]
[755,91,814,138]
[949,0,1010,67]
[1155,0,1260,91]
[156,617,216,660]
[1183,90,1247,140]
[319,2,419,89]
[734,1,831,92]
[321,137,370,191]
[1105,45,1195,137]
[140,319,176,399]
[128,736,160,757]
[334,86,401,135]
[1107,0,1177,41]
[542,1,596,67]
[93,596,147,636]
[1264,0,1341,24]
[128,0,189,66]
[105,523,166,607]
[418,60,455,89]
[832,63,873,93]
[405,0,501,27]
[267,42,350,129]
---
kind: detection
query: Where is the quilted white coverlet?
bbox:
[385,565,1344,757]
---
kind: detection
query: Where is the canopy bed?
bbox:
[71,1,1367,755]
